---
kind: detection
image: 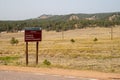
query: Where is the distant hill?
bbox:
[32,12,120,21]
[37,14,53,19]
[0,12,120,32]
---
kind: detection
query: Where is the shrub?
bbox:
[93,37,98,42]
[70,39,75,43]
[15,39,19,45]
[10,37,19,45]
[43,59,51,66]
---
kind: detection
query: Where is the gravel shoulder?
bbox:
[0,65,120,80]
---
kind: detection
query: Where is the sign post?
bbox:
[26,42,28,65]
[36,42,39,64]
[25,27,42,65]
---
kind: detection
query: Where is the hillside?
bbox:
[0,12,120,32]
[34,12,120,21]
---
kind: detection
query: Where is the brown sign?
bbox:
[25,28,42,42]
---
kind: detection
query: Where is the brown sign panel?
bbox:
[25,28,42,42]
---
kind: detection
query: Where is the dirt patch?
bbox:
[0,65,120,80]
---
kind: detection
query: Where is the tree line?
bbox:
[0,18,120,33]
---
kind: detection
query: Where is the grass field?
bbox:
[0,26,120,73]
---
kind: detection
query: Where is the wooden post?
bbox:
[26,42,28,65]
[62,30,64,40]
[36,42,39,65]
[111,26,113,40]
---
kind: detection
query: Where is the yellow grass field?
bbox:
[0,26,120,73]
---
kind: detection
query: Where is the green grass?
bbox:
[0,56,19,61]
[0,56,20,65]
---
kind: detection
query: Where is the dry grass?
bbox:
[0,26,120,73]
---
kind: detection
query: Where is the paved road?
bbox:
[0,70,97,80]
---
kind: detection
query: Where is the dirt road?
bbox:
[0,70,97,80]
[0,65,120,80]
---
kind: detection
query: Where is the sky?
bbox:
[0,0,120,20]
